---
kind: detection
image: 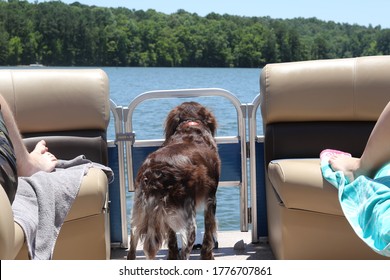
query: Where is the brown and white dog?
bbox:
[127,101,221,260]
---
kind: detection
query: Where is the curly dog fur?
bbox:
[127,101,221,260]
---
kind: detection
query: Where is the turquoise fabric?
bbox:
[320,150,390,257]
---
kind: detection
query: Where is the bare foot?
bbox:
[19,140,57,177]
[328,154,362,183]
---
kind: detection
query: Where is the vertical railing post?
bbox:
[247,103,258,242]
[239,104,249,232]
[109,100,129,248]
[249,94,268,243]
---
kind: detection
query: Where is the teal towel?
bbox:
[320,149,390,257]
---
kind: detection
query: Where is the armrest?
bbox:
[268,158,343,215]
[65,167,108,221]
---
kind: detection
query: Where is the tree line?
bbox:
[1,0,390,67]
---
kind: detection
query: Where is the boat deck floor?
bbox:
[110,230,275,260]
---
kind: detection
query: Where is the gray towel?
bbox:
[11,155,113,260]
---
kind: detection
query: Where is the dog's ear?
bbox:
[202,107,218,136]
[164,107,180,139]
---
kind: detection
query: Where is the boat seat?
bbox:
[0,68,111,260]
[259,55,390,259]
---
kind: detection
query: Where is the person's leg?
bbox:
[0,95,57,177]
[0,106,18,203]
[329,101,390,182]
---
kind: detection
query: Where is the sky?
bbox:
[31,0,390,28]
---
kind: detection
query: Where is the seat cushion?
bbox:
[0,69,110,134]
[268,158,343,216]
[260,56,390,125]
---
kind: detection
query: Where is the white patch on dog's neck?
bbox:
[182,120,200,128]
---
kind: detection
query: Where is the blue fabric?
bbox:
[320,152,390,257]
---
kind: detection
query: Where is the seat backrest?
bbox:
[0,69,110,164]
[260,55,390,164]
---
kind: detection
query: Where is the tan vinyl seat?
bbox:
[0,69,111,260]
[260,56,390,259]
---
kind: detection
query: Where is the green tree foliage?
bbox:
[0,0,389,66]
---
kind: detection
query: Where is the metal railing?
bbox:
[124,88,249,233]
[109,88,267,246]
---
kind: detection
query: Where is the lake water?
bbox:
[104,67,263,231]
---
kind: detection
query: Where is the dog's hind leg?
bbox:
[167,228,179,260]
[127,229,139,260]
[180,201,197,260]
[201,192,217,260]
